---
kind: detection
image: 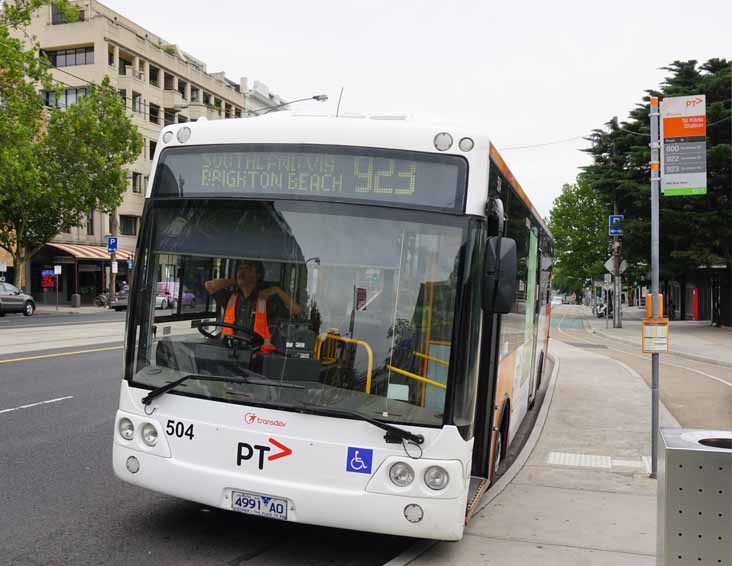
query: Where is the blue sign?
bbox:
[609,215,624,236]
[107,237,118,253]
[346,447,373,474]
[127,259,134,269]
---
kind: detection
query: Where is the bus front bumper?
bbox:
[113,444,467,540]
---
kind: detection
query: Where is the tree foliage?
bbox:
[582,59,731,281]
[548,177,609,296]
[0,2,142,286]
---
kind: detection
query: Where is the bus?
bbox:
[113,113,554,541]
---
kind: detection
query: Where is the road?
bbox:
[552,305,732,430]
[0,336,411,565]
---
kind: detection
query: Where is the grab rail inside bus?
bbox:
[414,351,449,367]
[314,332,374,394]
[386,365,447,390]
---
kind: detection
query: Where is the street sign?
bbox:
[53,265,62,275]
[0,261,6,272]
[604,273,612,285]
[107,237,118,253]
[127,259,134,269]
[111,261,118,274]
[660,95,707,196]
[604,258,628,274]
[609,215,624,236]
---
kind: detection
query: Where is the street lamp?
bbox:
[253,94,328,116]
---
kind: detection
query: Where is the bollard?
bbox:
[657,428,732,565]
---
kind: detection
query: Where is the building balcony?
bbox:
[163,89,184,108]
[118,65,145,92]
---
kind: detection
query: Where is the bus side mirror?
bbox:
[482,237,517,314]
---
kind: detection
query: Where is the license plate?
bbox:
[231,490,288,520]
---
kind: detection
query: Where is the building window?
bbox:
[86,211,94,235]
[108,45,114,66]
[177,79,188,100]
[144,176,149,190]
[235,108,242,118]
[148,103,160,124]
[132,92,142,113]
[149,140,157,159]
[190,86,200,102]
[177,115,188,124]
[43,46,94,67]
[149,65,160,87]
[43,87,88,109]
[164,110,175,127]
[132,172,142,193]
[120,216,138,236]
[118,89,127,106]
[202,92,211,106]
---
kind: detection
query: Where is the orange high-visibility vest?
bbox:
[222,291,274,351]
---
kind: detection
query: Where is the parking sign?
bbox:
[107,237,118,253]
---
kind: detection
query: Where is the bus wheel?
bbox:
[493,428,503,477]
[535,352,545,393]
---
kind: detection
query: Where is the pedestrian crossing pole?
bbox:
[649,97,661,478]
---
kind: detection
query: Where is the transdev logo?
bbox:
[244,412,287,428]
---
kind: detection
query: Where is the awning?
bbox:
[46,242,134,260]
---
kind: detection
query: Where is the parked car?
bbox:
[110,288,129,311]
[110,285,196,311]
[0,282,36,316]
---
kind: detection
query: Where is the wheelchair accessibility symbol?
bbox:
[346,447,373,474]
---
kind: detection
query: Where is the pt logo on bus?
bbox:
[236,437,292,470]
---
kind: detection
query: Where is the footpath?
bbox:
[408,338,679,566]
[587,305,732,367]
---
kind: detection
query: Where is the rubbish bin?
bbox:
[657,428,732,565]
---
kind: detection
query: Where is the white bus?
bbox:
[113,113,554,540]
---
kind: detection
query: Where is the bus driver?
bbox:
[204,261,302,351]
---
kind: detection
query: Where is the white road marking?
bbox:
[556,312,732,390]
[0,395,74,415]
[547,451,612,468]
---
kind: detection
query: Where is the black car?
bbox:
[0,282,35,316]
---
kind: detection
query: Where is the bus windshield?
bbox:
[129,199,467,427]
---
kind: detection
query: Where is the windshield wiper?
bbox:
[141,372,304,406]
[298,402,424,445]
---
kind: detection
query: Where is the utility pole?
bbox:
[613,200,622,328]
[109,211,118,304]
[649,96,661,478]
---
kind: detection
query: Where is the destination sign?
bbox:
[154,147,466,211]
[661,95,707,196]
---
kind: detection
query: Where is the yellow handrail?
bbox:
[314,333,374,394]
[386,365,447,390]
[414,351,449,367]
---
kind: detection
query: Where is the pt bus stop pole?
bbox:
[650,97,661,478]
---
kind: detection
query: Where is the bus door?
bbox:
[525,229,541,405]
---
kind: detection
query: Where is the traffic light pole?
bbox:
[649,97,661,478]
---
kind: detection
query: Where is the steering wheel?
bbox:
[196,321,258,345]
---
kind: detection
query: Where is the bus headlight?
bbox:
[424,466,449,490]
[118,418,134,440]
[162,131,173,144]
[389,462,415,487]
[141,423,158,447]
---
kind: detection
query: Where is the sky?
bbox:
[102,0,730,218]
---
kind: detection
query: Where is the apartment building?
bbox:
[15,1,285,303]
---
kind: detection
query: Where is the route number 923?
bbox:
[166,419,194,439]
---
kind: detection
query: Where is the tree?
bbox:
[582,59,731,282]
[548,177,609,297]
[0,2,142,287]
